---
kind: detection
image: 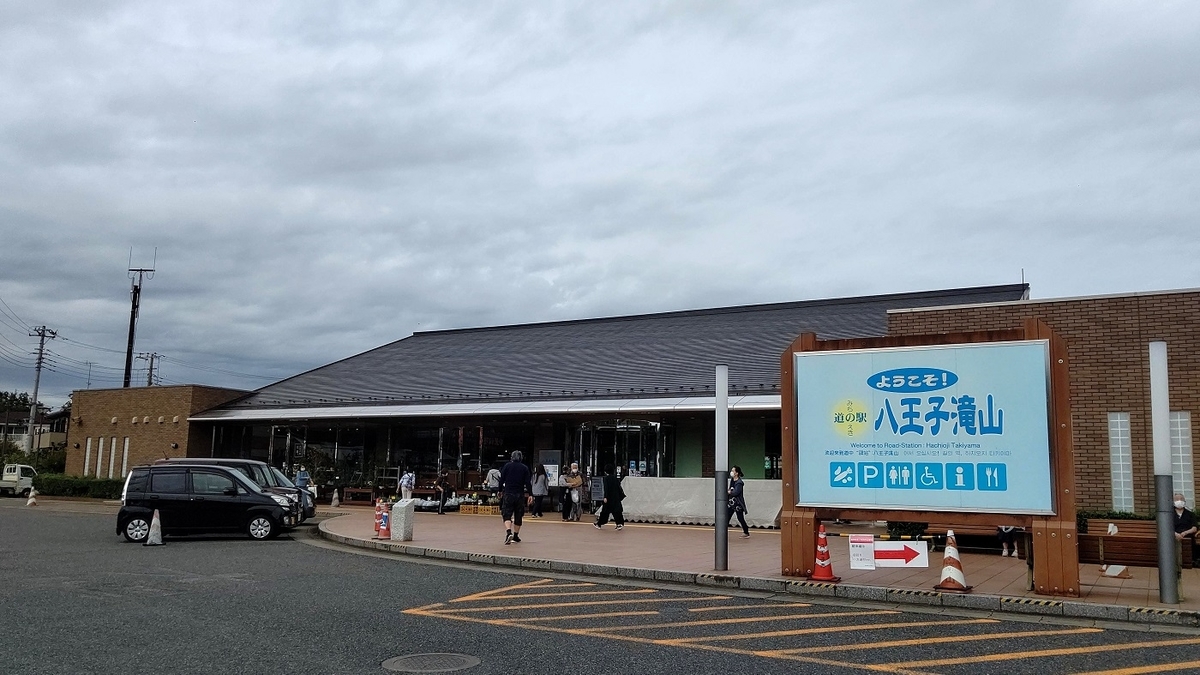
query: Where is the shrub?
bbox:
[1,446,67,474]
[32,473,124,500]
[886,521,929,538]
[1076,509,1151,533]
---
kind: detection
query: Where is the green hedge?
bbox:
[886,521,929,538]
[1076,510,1151,533]
[32,474,124,500]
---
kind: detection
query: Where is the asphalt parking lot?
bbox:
[4,501,1200,674]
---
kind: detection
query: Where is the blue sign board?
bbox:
[794,341,1053,515]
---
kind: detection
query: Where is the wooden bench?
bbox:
[1078,519,1193,569]
[341,487,374,503]
[923,523,1026,556]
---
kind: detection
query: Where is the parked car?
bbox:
[154,458,310,524]
[117,464,290,542]
[0,464,36,497]
[267,465,316,520]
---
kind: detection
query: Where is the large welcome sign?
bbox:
[794,340,1054,515]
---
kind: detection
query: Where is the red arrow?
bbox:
[875,545,920,563]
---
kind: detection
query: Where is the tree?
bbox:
[0,391,35,412]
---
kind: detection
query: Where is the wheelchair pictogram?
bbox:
[915,463,943,490]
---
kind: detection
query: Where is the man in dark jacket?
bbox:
[593,464,626,530]
[499,450,533,545]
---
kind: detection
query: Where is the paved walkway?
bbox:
[319,507,1200,623]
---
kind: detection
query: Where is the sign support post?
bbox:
[715,365,729,572]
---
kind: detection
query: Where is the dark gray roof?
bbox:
[223,284,1027,410]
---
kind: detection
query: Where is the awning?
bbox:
[188,394,782,423]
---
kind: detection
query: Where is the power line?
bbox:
[0,294,31,332]
[156,355,276,381]
[56,335,127,355]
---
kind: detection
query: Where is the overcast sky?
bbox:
[0,1,1197,408]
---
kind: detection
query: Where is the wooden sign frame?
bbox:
[779,318,1079,596]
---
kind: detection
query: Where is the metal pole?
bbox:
[1150,341,1178,604]
[123,277,141,388]
[715,365,729,571]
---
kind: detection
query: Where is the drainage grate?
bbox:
[382,653,481,673]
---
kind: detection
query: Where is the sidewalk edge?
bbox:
[316,519,1200,628]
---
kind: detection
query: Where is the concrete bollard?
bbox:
[391,499,416,541]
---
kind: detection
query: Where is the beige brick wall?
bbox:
[65,386,247,478]
[888,290,1200,513]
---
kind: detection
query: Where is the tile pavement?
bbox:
[318,507,1200,625]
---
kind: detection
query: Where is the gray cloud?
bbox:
[1,1,1197,406]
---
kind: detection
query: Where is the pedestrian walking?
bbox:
[434,470,451,515]
[485,463,502,492]
[728,465,749,538]
[594,464,626,530]
[530,464,549,518]
[399,468,415,501]
[499,450,533,545]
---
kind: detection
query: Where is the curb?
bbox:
[316,520,1200,629]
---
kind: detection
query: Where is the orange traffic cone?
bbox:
[144,509,164,546]
[933,529,972,593]
[377,509,391,539]
[374,499,383,533]
[808,524,841,582]
[25,488,37,507]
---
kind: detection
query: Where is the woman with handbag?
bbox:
[727,465,749,538]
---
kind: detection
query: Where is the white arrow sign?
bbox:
[849,536,930,570]
[872,540,929,568]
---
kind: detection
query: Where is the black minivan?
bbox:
[155,457,312,523]
[118,464,290,542]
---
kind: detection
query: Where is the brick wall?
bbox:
[888,290,1200,513]
[65,386,248,478]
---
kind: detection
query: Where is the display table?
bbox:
[342,487,374,503]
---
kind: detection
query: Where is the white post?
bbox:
[1150,341,1178,604]
[715,365,729,571]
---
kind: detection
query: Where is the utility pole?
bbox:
[27,326,57,453]
[137,352,160,386]
[123,250,156,388]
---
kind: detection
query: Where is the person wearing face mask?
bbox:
[1174,493,1197,577]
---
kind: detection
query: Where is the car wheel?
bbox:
[123,518,151,543]
[247,515,276,540]
[21,488,31,498]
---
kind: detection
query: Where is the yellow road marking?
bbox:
[404,604,925,675]
[768,627,1101,654]
[689,602,811,612]
[1072,660,1200,675]
[449,578,553,603]
[520,582,597,589]
[886,637,1199,669]
[584,610,897,633]
[664,618,998,645]
[477,588,657,600]
[524,610,660,622]
[426,595,730,613]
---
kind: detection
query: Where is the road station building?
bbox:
[62,284,1198,519]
